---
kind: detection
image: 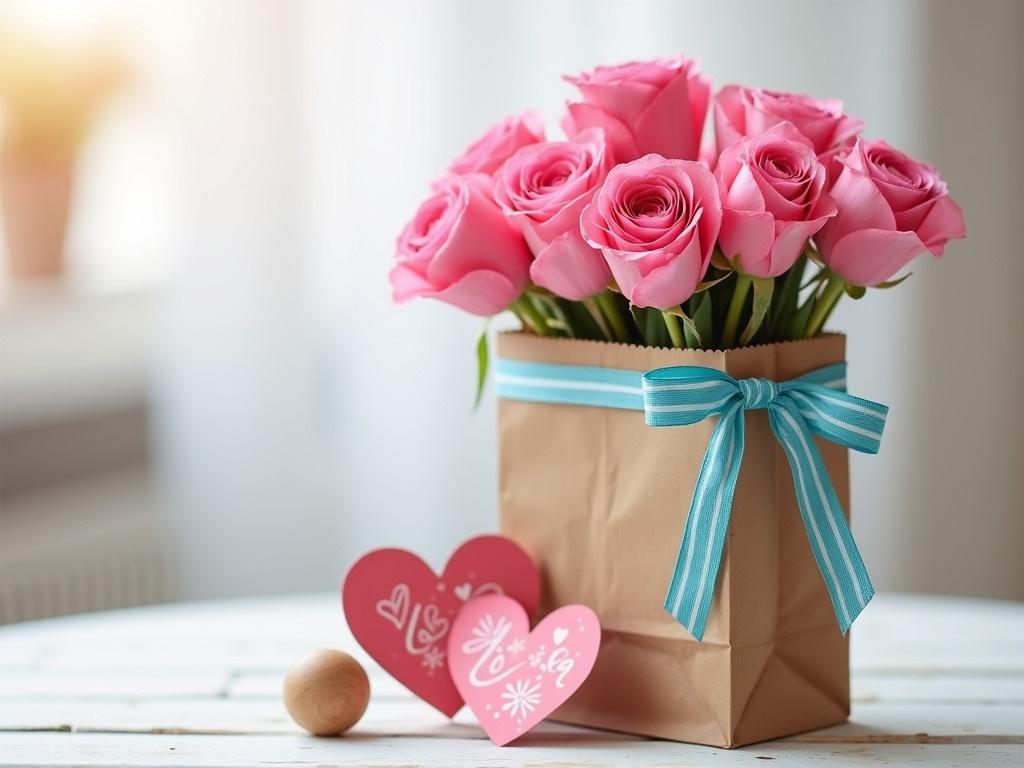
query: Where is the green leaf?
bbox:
[874,272,913,289]
[664,305,703,347]
[844,283,867,300]
[525,285,556,298]
[800,270,829,291]
[769,254,807,339]
[710,248,732,271]
[788,292,816,340]
[693,272,732,294]
[473,321,489,410]
[561,298,605,341]
[631,305,669,347]
[805,242,825,267]
[685,293,712,349]
[739,276,774,346]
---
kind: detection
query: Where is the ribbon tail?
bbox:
[769,399,875,634]
[663,402,745,639]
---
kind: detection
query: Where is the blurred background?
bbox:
[1,0,1021,624]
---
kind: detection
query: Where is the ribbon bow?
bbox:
[496,358,888,641]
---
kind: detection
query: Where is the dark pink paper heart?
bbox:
[341,535,540,717]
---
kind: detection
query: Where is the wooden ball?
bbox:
[283,649,370,735]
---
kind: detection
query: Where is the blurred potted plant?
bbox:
[0,24,127,279]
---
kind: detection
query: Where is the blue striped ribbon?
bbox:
[496,357,888,641]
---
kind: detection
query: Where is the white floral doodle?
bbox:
[505,638,526,655]
[470,614,507,644]
[500,678,541,719]
[374,582,449,656]
[460,613,525,687]
[421,646,445,674]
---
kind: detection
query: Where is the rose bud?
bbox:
[493,128,612,300]
[716,122,837,278]
[816,139,966,286]
[390,174,532,315]
[562,54,710,163]
[581,154,722,309]
[714,86,863,165]
[448,112,545,176]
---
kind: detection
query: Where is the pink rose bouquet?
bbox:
[391,53,965,359]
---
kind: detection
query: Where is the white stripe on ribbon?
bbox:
[687,409,739,629]
[777,407,866,610]
[646,395,735,414]
[775,408,853,626]
[813,389,887,420]
[642,379,724,394]
[495,373,641,396]
[669,405,732,618]
[792,393,883,441]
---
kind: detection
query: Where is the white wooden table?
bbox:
[0,592,1021,767]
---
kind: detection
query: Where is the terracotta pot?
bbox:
[1,143,74,279]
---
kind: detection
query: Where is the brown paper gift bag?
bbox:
[497,331,851,748]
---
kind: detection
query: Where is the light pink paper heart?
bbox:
[447,595,601,746]
[342,536,540,718]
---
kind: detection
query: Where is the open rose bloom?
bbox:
[817,139,966,286]
[716,122,836,278]
[495,129,612,300]
[582,154,721,308]
[391,54,965,348]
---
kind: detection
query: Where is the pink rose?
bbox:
[448,111,545,176]
[390,174,532,315]
[716,122,837,278]
[581,154,721,309]
[816,139,966,286]
[493,129,612,300]
[562,54,710,163]
[714,86,863,163]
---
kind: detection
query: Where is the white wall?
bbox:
[152,0,1023,600]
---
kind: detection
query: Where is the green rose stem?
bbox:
[595,291,631,343]
[511,295,551,336]
[721,272,753,349]
[803,273,847,338]
[661,311,686,349]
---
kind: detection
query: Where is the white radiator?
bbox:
[0,468,170,624]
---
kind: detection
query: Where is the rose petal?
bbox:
[529,229,611,300]
[719,209,775,275]
[628,235,708,308]
[816,166,896,255]
[633,68,707,160]
[575,79,658,128]
[713,85,745,156]
[562,102,639,164]
[389,262,436,304]
[909,194,966,256]
[428,180,530,289]
[424,269,523,316]
[825,228,928,286]
[766,215,831,277]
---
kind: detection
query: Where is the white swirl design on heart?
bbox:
[375,584,410,630]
